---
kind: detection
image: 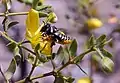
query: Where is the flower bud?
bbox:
[101,57,114,73]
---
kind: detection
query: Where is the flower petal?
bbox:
[26,9,39,36]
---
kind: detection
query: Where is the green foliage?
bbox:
[0,0,115,83]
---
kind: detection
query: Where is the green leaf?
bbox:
[100,49,112,58]
[2,17,9,31]
[32,0,39,9]
[7,42,16,52]
[7,21,19,30]
[35,43,40,52]
[4,58,17,80]
[36,5,52,11]
[101,57,114,73]
[96,34,106,47]
[87,35,96,49]
[24,0,33,5]
[69,39,77,57]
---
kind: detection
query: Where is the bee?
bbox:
[40,23,72,44]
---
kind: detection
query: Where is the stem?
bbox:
[20,46,36,55]
[57,48,93,72]
[0,12,28,16]
[0,67,9,83]
[51,59,56,70]
[16,71,53,83]
[57,61,71,72]
[0,31,17,44]
[25,52,39,81]
[72,48,93,62]
[94,48,104,59]
[30,71,53,80]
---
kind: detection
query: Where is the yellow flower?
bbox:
[77,77,92,83]
[86,18,103,30]
[26,9,52,56]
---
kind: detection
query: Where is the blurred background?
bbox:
[0,0,120,83]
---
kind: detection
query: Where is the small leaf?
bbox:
[24,0,33,5]
[87,35,96,49]
[2,17,9,31]
[4,58,17,80]
[7,21,19,30]
[36,5,52,11]
[32,0,39,9]
[7,42,16,52]
[96,34,106,46]
[69,39,77,57]
[100,49,112,58]
[35,43,40,52]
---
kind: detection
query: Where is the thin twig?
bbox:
[0,12,28,17]
[16,71,53,83]
[0,66,9,83]
[20,46,36,55]
[0,31,17,44]
[26,53,38,81]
